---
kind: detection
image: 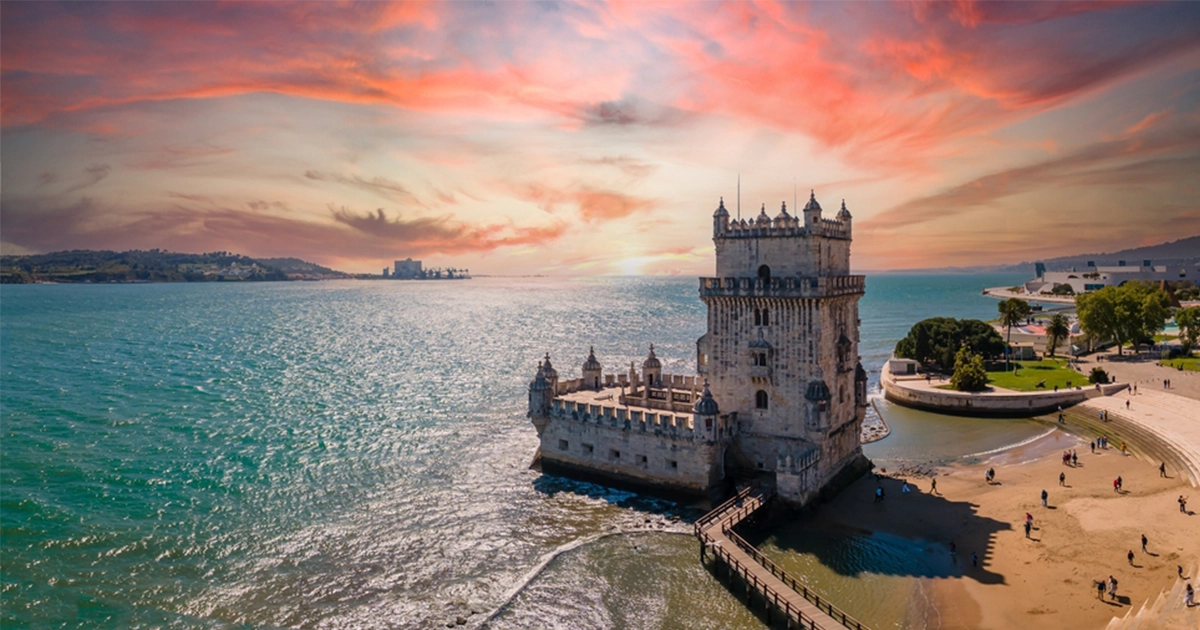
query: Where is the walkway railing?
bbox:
[694,485,871,630]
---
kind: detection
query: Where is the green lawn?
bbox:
[1162,355,1200,372]
[986,358,1089,392]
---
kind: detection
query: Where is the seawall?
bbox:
[881,362,1123,417]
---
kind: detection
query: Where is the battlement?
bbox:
[717,217,850,240]
[549,396,700,437]
[699,275,865,299]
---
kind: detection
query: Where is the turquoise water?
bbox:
[1,274,1033,628]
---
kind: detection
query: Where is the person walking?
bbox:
[1072,450,1078,466]
[1180,495,1188,513]
[1024,520,1032,538]
[1186,582,1194,608]
[1160,462,1167,477]
[1041,489,1048,507]
[1117,476,1123,491]
[1109,575,1118,601]
[1141,534,1147,553]
[931,478,937,495]
[1091,441,1096,454]
[1114,478,1120,492]
[1059,472,1066,486]
[1096,578,1106,600]
[1128,549,1135,565]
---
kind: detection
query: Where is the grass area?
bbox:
[986,358,1089,392]
[1161,355,1200,372]
[1153,333,1178,342]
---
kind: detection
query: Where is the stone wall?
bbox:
[881,362,1095,417]
[537,412,722,495]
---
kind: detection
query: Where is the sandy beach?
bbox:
[809,428,1199,629]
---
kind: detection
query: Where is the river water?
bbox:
[2,273,1044,629]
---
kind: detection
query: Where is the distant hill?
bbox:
[255,257,349,278]
[912,236,1200,274]
[0,249,292,284]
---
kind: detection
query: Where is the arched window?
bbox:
[755,390,769,409]
[758,265,771,280]
[762,308,770,326]
[754,308,762,326]
[758,353,767,366]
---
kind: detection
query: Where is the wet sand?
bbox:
[815,428,1199,629]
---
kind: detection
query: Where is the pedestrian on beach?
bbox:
[902,480,911,494]
[1126,400,1130,410]
[1141,534,1147,553]
[1114,478,1120,492]
[1109,576,1118,600]
[1161,462,1167,477]
[1180,495,1188,513]
[931,478,937,494]
[1059,472,1066,486]
[1024,520,1032,538]
[1091,441,1096,453]
[1117,476,1123,491]
[1096,578,1106,600]
[1072,450,1078,466]
[1186,583,1194,608]
[1128,549,1135,565]
[1134,384,1137,394]
[1041,489,1048,507]
[874,486,883,503]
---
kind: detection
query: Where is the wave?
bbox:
[960,427,1058,460]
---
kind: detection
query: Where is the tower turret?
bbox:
[713,197,730,236]
[803,190,822,228]
[581,346,602,390]
[528,362,553,435]
[642,344,662,387]
[837,199,852,235]
[692,380,720,441]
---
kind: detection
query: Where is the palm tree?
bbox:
[1045,313,1070,358]
[998,298,1032,372]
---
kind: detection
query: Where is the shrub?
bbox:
[1088,367,1110,384]
[951,347,989,392]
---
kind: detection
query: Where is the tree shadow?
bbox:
[740,475,1009,586]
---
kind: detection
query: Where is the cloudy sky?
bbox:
[3,1,1199,274]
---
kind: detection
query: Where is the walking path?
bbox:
[695,487,867,630]
[1076,389,1200,488]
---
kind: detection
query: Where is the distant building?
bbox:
[382,268,390,277]
[1022,260,1197,295]
[394,258,422,279]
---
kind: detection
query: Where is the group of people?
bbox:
[1113,476,1124,492]
[1061,450,1078,466]
[1095,575,1119,601]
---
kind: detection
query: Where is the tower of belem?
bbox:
[528,191,868,505]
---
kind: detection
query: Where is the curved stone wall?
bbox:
[880,362,1109,417]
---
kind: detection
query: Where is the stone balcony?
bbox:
[699,275,865,299]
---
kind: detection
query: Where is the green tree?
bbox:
[894,317,1006,372]
[1176,306,1200,354]
[1076,282,1171,355]
[951,347,989,392]
[1045,313,1070,358]
[998,297,1032,370]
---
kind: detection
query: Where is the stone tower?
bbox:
[697,191,868,503]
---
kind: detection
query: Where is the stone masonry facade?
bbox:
[529,191,869,505]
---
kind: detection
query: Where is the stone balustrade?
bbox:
[700,275,865,299]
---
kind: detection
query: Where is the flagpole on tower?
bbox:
[737,174,741,221]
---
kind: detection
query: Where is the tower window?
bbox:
[754,308,762,326]
[756,390,769,410]
[758,353,767,366]
[758,265,771,280]
[762,308,769,326]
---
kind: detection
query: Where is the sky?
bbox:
[2,1,1199,275]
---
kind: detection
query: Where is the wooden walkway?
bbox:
[695,487,869,630]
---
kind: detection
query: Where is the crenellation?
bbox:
[529,189,867,504]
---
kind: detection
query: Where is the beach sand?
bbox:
[812,428,1199,629]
